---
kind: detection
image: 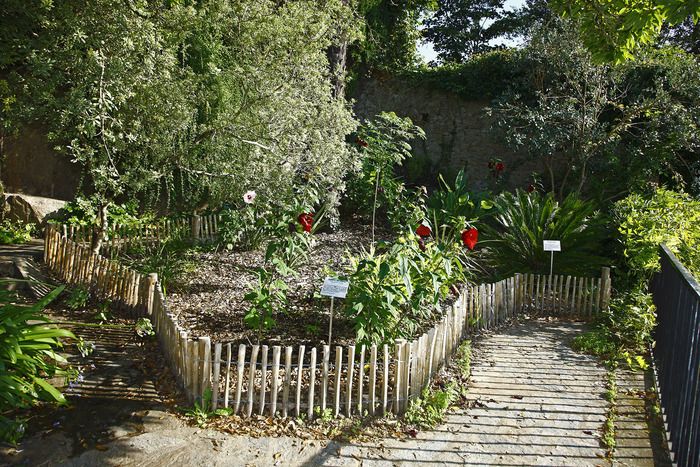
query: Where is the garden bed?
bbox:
[167,225,398,347]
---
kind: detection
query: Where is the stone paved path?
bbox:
[4,320,669,466]
[316,320,611,466]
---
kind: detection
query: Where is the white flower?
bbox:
[243,190,256,204]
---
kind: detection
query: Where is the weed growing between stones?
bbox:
[602,366,618,456]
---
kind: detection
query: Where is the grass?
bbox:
[403,339,472,429]
[602,366,618,456]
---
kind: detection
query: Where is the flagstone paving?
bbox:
[3,320,670,466]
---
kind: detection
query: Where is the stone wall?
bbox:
[352,77,541,190]
[1,126,80,200]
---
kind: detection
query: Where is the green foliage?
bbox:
[3,0,358,218]
[425,170,492,246]
[0,284,74,444]
[488,22,700,199]
[614,188,700,285]
[124,238,196,296]
[482,190,608,278]
[601,369,617,455]
[423,0,520,63]
[134,318,155,338]
[455,340,472,377]
[551,0,700,62]
[399,49,525,99]
[404,382,458,429]
[344,232,467,345]
[219,190,322,252]
[56,196,151,230]
[183,388,232,427]
[344,112,425,233]
[352,0,436,72]
[243,233,312,340]
[65,285,90,310]
[573,292,655,368]
[0,220,34,245]
[76,337,95,358]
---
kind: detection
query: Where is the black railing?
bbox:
[651,245,700,467]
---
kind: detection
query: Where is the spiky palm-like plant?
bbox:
[482,190,608,277]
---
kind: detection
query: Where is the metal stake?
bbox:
[328,297,335,347]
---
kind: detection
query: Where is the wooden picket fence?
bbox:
[62,213,220,258]
[45,224,611,418]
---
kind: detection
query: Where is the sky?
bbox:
[417,0,526,63]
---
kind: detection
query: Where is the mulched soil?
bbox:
[168,225,391,347]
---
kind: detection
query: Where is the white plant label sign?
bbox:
[543,240,561,252]
[320,277,349,299]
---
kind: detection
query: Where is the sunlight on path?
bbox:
[313,320,610,466]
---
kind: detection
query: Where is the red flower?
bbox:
[298,213,313,233]
[416,223,431,238]
[461,227,479,250]
[527,184,535,193]
[495,162,505,172]
[356,137,368,148]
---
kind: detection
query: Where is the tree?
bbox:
[659,16,700,54]
[550,0,700,62]
[488,21,700,200]
[2,0,359,251]
[352,0,437,72]
[423,0,514,62]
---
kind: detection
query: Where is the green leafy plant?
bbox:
[0,220,34,245]
[66,285,90,310]
[0,283,74,443]
[183,387,232,427]
[124,238,196,296]
[243,232,313,341]
[344,231,468,345]
[404,382,458,429]
[344,112,426,236]
[573,291,655,368]
[93,301,113,323]
[481,190,608,278]
[614,188,700,286]
[76,337,95,358]
[425,170,492,246]
[134,318,155,338]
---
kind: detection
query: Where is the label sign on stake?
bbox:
[320,277,349,347]
[543,240,561,252]
[320,277,349,299]
[543,240,561,277]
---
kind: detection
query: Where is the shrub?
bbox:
[124,238,196,296]
[0,220,34,245]
[344,112,425,234]
[0,284,74,443]
[481,190,608,278]
[613,188,700,285]
[344,232,468,345]
[573,291,655,368]
[425,170,492,246]
[243,232,313,341]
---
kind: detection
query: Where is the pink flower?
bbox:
[243,190,256,204]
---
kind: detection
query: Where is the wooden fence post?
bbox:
[146,273,158,316]
[191,214,201,243]
[600,267,611,311]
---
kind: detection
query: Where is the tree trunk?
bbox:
[328,39,348,99]
[91,202,109,255]
[327,0,349,99]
